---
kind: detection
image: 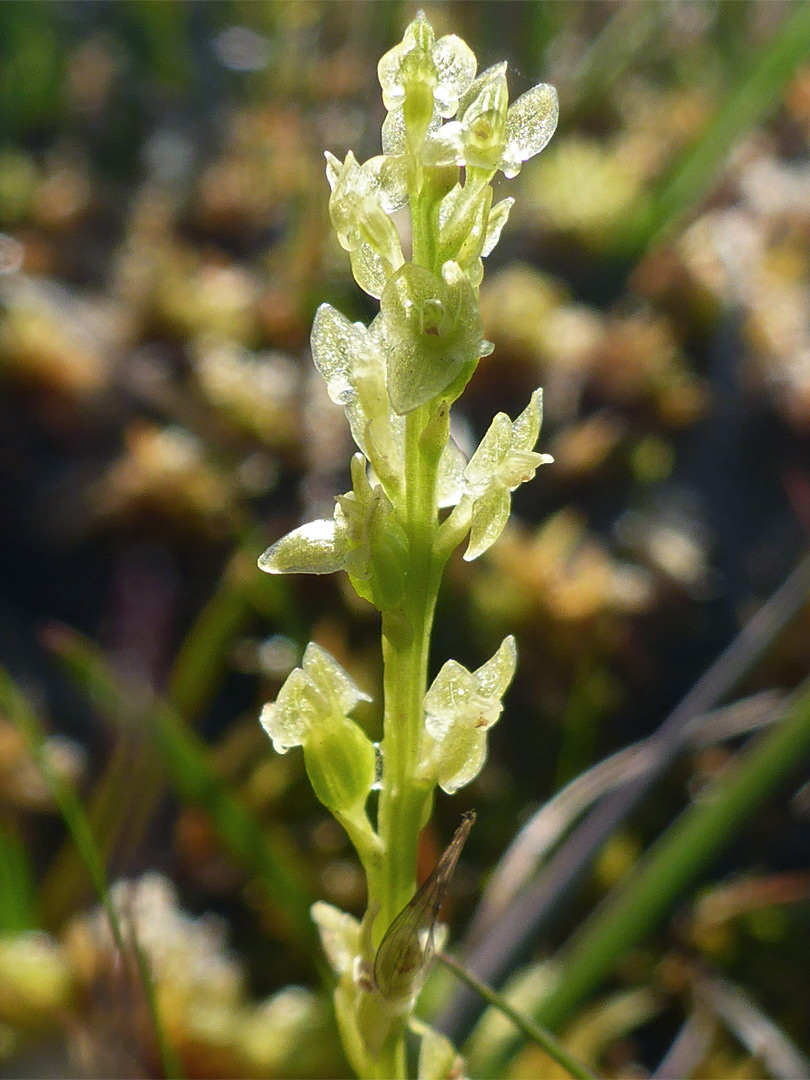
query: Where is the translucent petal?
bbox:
[258,518,348,575]
[262,666,320,751]
[420,122,465,168]
[436,725,487,794]
[327,151,363,242]
[311,303,364,407]
[465,484,510,561]
[457,62,507,121]
[512,387,542,448]
[378,56,406,112]
[382,107,406,156]
[481,197,514,257]
[424,660,477,741]
[432,34,477,117]
[383,106,442,156]
[311,902,360,976]
[473,635,517,702]
[365,154,409,213]
[260,701,303,754]
[350,243,389,299]
[504,83,559,176]
[437,437,466,508]
[324,150,341,190]
[464,413,512,491]
[302,641,372,714]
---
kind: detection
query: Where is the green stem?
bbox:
[376,405,441,934]
[370,398,445,1080]
[438,951,598,1080]
[361,111,456,1080]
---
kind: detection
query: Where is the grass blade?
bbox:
[438,950,598,1080]
[0,821,36,932]
[0,668,182,1079]
[470,677,810,1076]
[48,629,319,958]
[613,2,810,255]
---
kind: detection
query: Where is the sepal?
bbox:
[502,82,559,178]
[258,518,349,576]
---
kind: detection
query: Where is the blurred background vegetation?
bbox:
[2,2,810,1077]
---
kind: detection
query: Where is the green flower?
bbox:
[423,636,517,793]
[436,183,514,285]
[260,643,375,814]
[259,454,408,610]
[381,260,492,414]
[378,13,476,117]
[325,151,406,297]
[463,388,553,560]
[310,304,404,491]
[378,12,476,154]
[425,63,558,178]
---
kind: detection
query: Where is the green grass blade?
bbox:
[470,677,810,1076]
[39,736,164,927]
[0,821,36,932]
[0,668,183,1080]
[167,545,262,719]
[438,950,598,1080]
[49,630,319,958]
[613,2,810,256]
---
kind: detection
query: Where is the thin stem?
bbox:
[377,405,442,934]
[470,677,810,1076]
[438,951,598,1080]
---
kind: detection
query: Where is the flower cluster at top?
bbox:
[261,11,557,573]
[258,13,557,803]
